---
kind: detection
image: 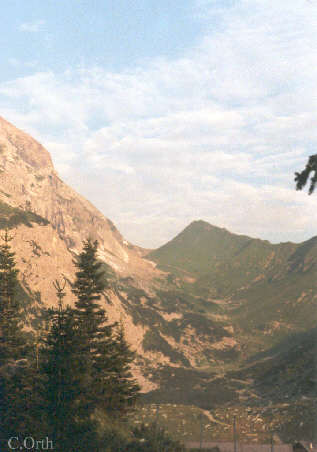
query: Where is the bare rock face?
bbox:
[11,222,75,307]
[0,117,237,394]
[0,116,53,169]
[0,116,163,391]
[0,116,155,279]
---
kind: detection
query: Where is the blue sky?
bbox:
[1,0,317,247]
[1,0,202,80]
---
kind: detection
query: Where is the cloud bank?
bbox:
[2,0,317,247]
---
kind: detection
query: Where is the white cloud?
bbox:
[19,20,45,33]
[2,1,317,246]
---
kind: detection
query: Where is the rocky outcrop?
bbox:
[0,116,155,280]
[0,117,238,393]
[0,117,166,391]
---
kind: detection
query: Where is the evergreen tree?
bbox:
[0,230,25,364]
[72,238,114,405]
[0,230,39,451]
[295,154,317,194]
[72,238,112,362]
[41,279,97,451]
[106,323,140,416]
[72,238,139,417]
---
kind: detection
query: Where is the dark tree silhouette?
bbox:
[295,154,317,194]
[0,230,41,451]
[41,279,96,452]
[72,238,139,416]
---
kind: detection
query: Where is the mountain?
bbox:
[0,116,151,274]
[146,218,317,440]
[0,116,168,389]
[224,326,317,441]
[148,220,255,275]
[148,219,317,354]
[0,117,240,393]
[1,116,317,440]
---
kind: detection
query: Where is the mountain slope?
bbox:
[0,117,170,390]
[0,117,239,393]
[145,218,317,439]
[2,116,317,437]
[0,116,153,280]
[148,220,297,295]
[148,220,253,275]
[147,220,317,352]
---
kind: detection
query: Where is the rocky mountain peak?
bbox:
[0,118,315,410]
[0,117,157,282]
[0,116,53,171]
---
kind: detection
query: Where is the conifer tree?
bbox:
[41,279,97,451]
[295,154,317,194]
[72,238,110,338]
[72,238,139,417]
[0,230,25,364]
[107,323,140,416]
[72,238,111,406]
[0,230,38,451]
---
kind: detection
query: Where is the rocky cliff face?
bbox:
[0,117,242,392]
[0,116,155,279]
[0,117,314,440]
[1,117,233,393]
[3,116,315,408]
[0,116,167,390]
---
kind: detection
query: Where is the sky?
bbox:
[1,0,317,248]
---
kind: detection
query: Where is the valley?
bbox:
[0,116,316,444]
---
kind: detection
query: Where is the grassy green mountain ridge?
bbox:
[148,220,255,276]
[148,220,298,297]
[147,220,317,353]
[141,220,317,440]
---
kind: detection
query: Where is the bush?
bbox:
[125,422,184,452]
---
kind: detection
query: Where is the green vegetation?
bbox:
[125,422,184,451]
[2,210,317,446]
[148,220,252,275]
[42,282,95,451]
[139,219,317,441]
[0,237,184,451]
[146,219,317,358]
[0,231,43,450]
[295,153,317,194]
[69,239,140,419]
